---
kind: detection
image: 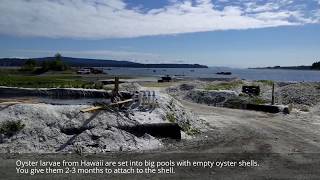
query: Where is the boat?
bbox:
[77,68,91,74]
[158,75,172,83]
[216,72,232,75]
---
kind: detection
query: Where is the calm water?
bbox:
[103,67,320,82]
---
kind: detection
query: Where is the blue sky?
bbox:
[0,0,320,68]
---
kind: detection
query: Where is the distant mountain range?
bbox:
[0,57,208,68]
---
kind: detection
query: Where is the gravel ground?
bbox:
[168,80,320,111]
[1,81,320,154]
[164,99,320,153]
[1,81,320,178]
[277,82,320,108]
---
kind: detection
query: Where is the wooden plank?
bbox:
[80,98,133,113]
[80,106,103,113]
[110,98,133,106]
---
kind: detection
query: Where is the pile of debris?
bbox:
[0,79,203,153]
[185,89,238,107]
[278,83,320,106]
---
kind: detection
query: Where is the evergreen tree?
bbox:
[311,61,320,70]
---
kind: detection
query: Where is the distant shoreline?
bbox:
[0,57,208,68]
[249,66,319,71]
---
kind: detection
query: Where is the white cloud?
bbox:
[0,0,318,39]
[245,2,280,13]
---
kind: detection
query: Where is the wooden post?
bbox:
[114,76,119,94]
[112,76,120,102]
[271,83,275,105]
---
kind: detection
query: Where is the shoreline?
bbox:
[249,67,320,71]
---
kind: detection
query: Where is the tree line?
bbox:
[311,61,320,70]
[20,53,69,73]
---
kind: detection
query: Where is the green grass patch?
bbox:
[0,75,103,89]
[185,127,200,136]
[0,121,25,137]
[166,112,176,123]
[249,97,268,105]
[141,82,175,88]
[205,81,243,90]
[165,108,200,135]
[0,68,29,75]
[224,96,269,109]
[166,112,200,135]
[179,121,200,135]
[256,80,274,86]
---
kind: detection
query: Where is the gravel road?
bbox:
[169,99,320,153]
